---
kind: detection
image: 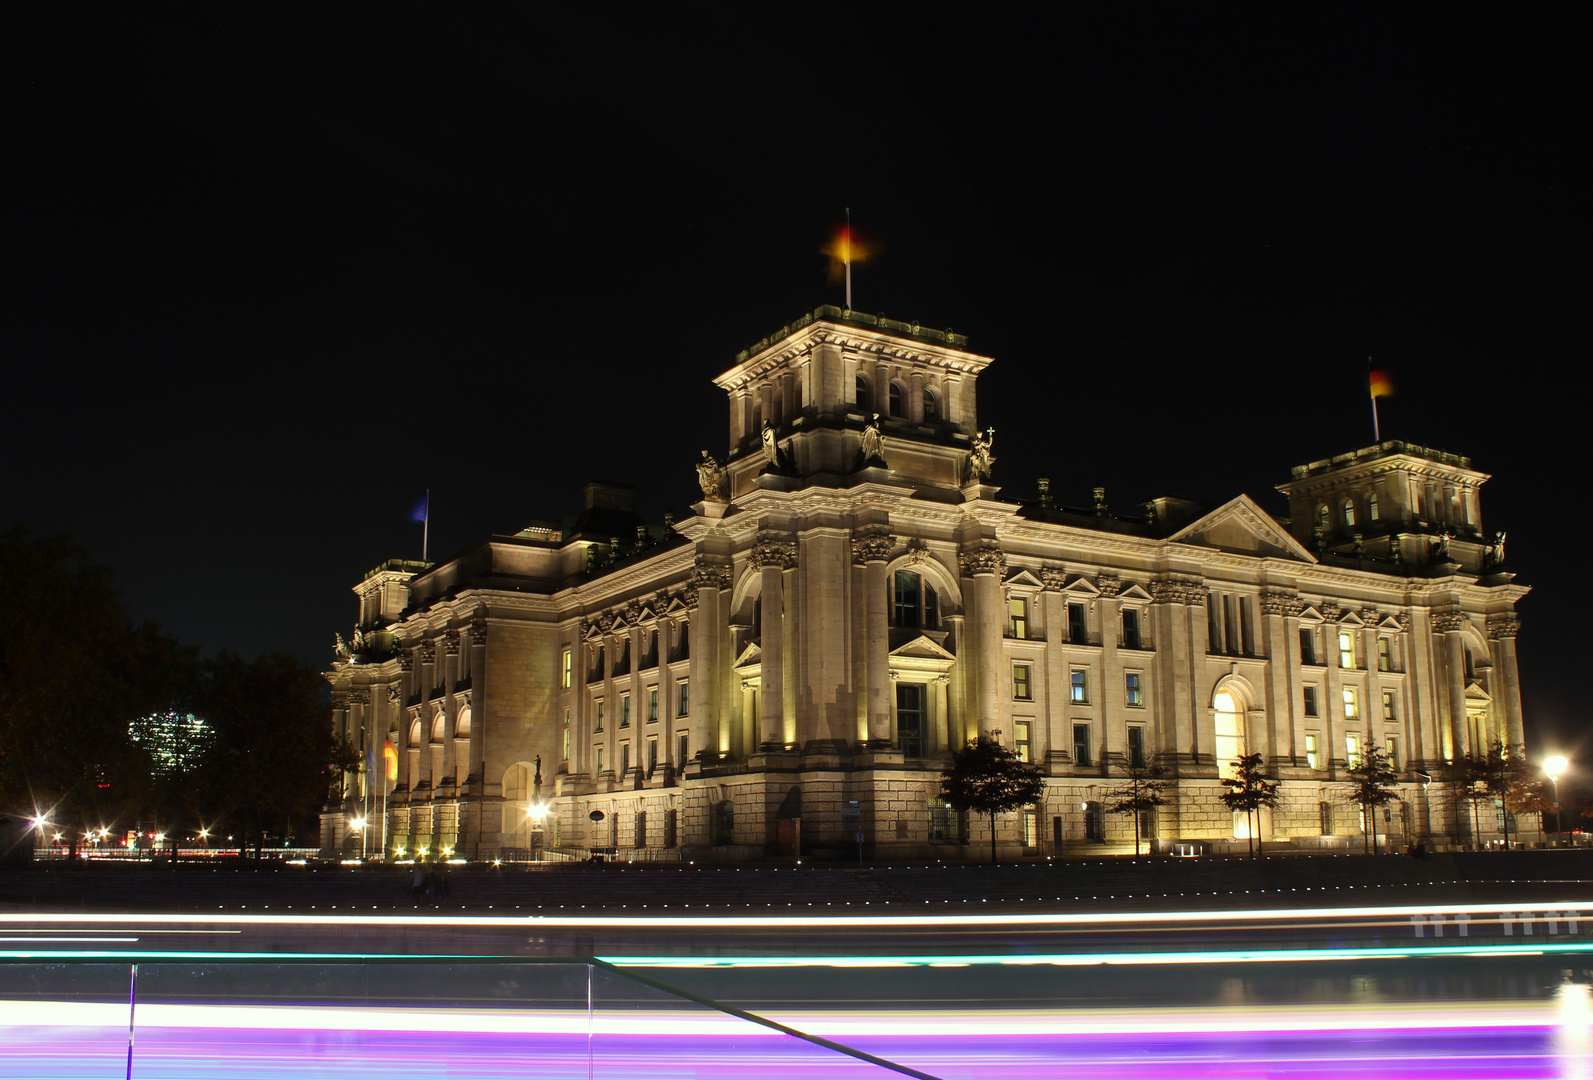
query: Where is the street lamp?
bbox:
[350,816,367,859]
[1545,756,1569,844]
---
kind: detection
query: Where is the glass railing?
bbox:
[0,959,917,1079]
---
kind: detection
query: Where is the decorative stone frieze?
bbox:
[1359,608,1382,626]
[1432,611,1468,633]
[1395,613,1412,632]
[749,535,800,571]
[397,653,414,672]
[330,691,350,709]
[905,538,932,564]
[1320,600,1341,623]
[1094,573,1122,598]
[348,688,370,706]
[418,644,436,665]
[691,556,733,590]
[959,543,1005,577]
[680,583,700,608]
[443,629,461,656]
[1487,613,1521,639]
[851,531,895,565]
[469,619,488,646]
[1040,567,1068,591]
[1259,590,1305,618]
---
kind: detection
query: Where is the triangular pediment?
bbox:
[1464,681,1492,702]
[583,622,604,641]
[1338,610,1367,628]
[1297,604,1325,624]
[1119,583,1153,603]
[1060,575,1101,597]
[890,634,958,662]
[734,641,763,668]
[663,597,687,615]
[1005,568,1046,589]
[1377,614,1403,630]
[1166,495,1318,562]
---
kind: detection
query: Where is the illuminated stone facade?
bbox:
[322,306,1530,860]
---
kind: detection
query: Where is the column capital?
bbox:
[959,542,1006,577]
[691,555,733,590]
[1151,577,1207,606]
[1487,613,1521,639]
[1432,611,1468,633]
[1259,589,1304,617]
[851,531,895,565]
[331,691,351,709]
[1040,567,1069,591]
[348,688,371,706]
[442,629,461,656]
[1094,573,1122,598]
[749,535,799,571]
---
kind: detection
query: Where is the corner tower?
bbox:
[711,307,993,500]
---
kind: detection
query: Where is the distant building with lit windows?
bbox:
[322,306,1529,860]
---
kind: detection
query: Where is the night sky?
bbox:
[4,10,1586,754]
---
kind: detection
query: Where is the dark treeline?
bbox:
[0,523,340,854]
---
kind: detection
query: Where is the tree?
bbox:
[1471,739,1533,849]
[1219,752,1279,857]
[1347,744,1399,853]
[941,732,1045,864]
[1443,753,1494,850]
[1104,755,1169,857]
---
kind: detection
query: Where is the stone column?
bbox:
[854,531,895,746]
[1489,614,1525,748]
[1260,591,1303,769]
[1323,607,1342,774]
[441,631,461,787]
[1040,571,1069,766]
[751,535,797,750]
[688,559,727,764]
[960,543,1006,736]
[1097,576,1124,767]
[933,675,951,755]
[1436,612,1470,756]
[468,620,488,790]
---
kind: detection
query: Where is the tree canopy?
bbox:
[1219,752,1279,857]
[1348,744,1399,853]
[941,732,1045,863]
[1104,755,1169,857]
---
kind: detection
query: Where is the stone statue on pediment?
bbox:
[696,451,728,501]
[761,420,780,466]
[859,413,885,466]
[967,427,996,482]
[1429,530,1451,565]
[1487,531,1507,568]
[334,633,353,661]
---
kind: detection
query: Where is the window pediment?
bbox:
[1004,568,1046,589]
[1118,583,1153,604]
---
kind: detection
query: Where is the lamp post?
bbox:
[350,816,367,860]
[1544,756,1568,845]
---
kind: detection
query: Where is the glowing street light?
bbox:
[1545,755,1569,842]
[350,816,368,859]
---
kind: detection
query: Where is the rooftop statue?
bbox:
[968,426,996,482]
[761,419,780,466]
[696,451,728,501]
[859,412,885,466]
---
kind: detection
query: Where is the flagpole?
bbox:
[1368,356,1381,442]
[844,207,853,310]
[422,488,430,562]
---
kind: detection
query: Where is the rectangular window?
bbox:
[1319,801,1333,835]
[1382,690,1396,721]
[1073,723,1091,766]
[1127,726,1145,769]
[1022,810,1038,849]
[634,811,647,849]
[1122,608,1140,649]
[595,699,605,732]
[1339,631,1355,669]
[1343,686,1359,719]
[1222,595,1235,654]
[1385,736,1399,769]
[620,743,630,776]
[648,688,659,722]
[897,683,926,757]
[678,681,689,716]
[677,733,688,768]
[1299,628,1316,665]
[621,694,631,727]
[894,570,922,629]
[1345,733,1361,768]
[1008,596,1029,639]
[1378,637,1392,672]
[1014,720,1032,763]
[1068,602,1088,644]
[928,802,956,842]
[663,809,678,848]
[1012,663,1032,701]
[1305,732,1320,770]
[647,737,658,773]
[1070,669,1088,704]
[1125,672,1143,707]
[562,708,571,761]
[1240,597,1254,655]
[596,747,605,775]
[1208,603,1222,652]
[1303,686,1319,717]
[562,647,572,688]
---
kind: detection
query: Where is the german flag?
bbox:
[383,738,398,782]
[1368,367,1395,399]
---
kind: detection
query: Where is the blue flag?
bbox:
[410,493,429,523]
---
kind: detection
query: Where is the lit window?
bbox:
[889,381,905,417]
[1368,493,1380,521]
[1305,733,1320,770]
[562,709,571,761]
[1014,721,1032,763]
[1345,732,1361,767]
[1343,499,1356,526]
[1013,663,1032,701]
[1378,638,1391,672]
[1022,810,1039,848]
[561,648,572,688]
[897,683,926,757]
[1008,596,1029,639]
[1070,669,1088,703]
[1214,690,1245,780]
[1338,631,1355,669]
[1385,736,1399,769]
[1304,686,1319,717]
[1343,687,1359,719]
[1382,690,1396,721]
[1125,672,1143,707]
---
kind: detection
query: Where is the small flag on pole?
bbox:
[383,738,398,783]
[1367,359,1393,441]
[823,210,874,309]
[411,490,430,561]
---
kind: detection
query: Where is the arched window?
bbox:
[923,389,938,420]
[1213,689,1246,781]
[1368,493,1380,521]
[455,707,471,738]
[1342,499,1356,527]
[888,381,905,417]
[855,375,871,413]
[431,714,445,742]
[408,719,423,748]
[1317,505,1330,529]
[892,570,939,630]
